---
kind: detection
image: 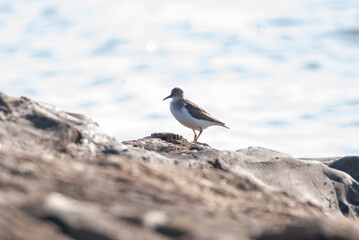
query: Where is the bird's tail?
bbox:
[218,122,229,129]
[222,124,229,129]
[214,120,229,129]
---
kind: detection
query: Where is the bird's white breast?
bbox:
[170,101,215,130]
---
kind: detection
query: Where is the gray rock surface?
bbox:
[329,156,359,181]
[1,92,359,240]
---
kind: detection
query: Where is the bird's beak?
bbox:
[163,94,172,101]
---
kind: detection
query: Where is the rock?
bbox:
[255,218,359,240]
[24,193,165,240]
[1,91,359,240]
[0,92,124,159]
[329,156,359,181]
[123,132,211,154]
[124,136,359,218]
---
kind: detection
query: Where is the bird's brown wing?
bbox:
[184,99,226,126]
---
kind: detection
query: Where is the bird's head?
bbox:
[163,87,184,100]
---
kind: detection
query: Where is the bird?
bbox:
[163,87,229,142]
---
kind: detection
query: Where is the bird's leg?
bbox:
[195,128,203,142]
[192,129,197,142]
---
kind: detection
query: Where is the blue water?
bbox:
[0,0,358,157]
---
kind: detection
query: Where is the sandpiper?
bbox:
[163,87,229,142]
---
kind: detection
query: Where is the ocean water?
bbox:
[0,0,358,157]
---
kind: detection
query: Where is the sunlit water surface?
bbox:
[1,0,358,157]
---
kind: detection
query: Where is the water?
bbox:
[1,0,358,157]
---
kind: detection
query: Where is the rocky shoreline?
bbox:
[0,92,358,240]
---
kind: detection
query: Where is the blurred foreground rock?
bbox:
[1,92,359,240]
